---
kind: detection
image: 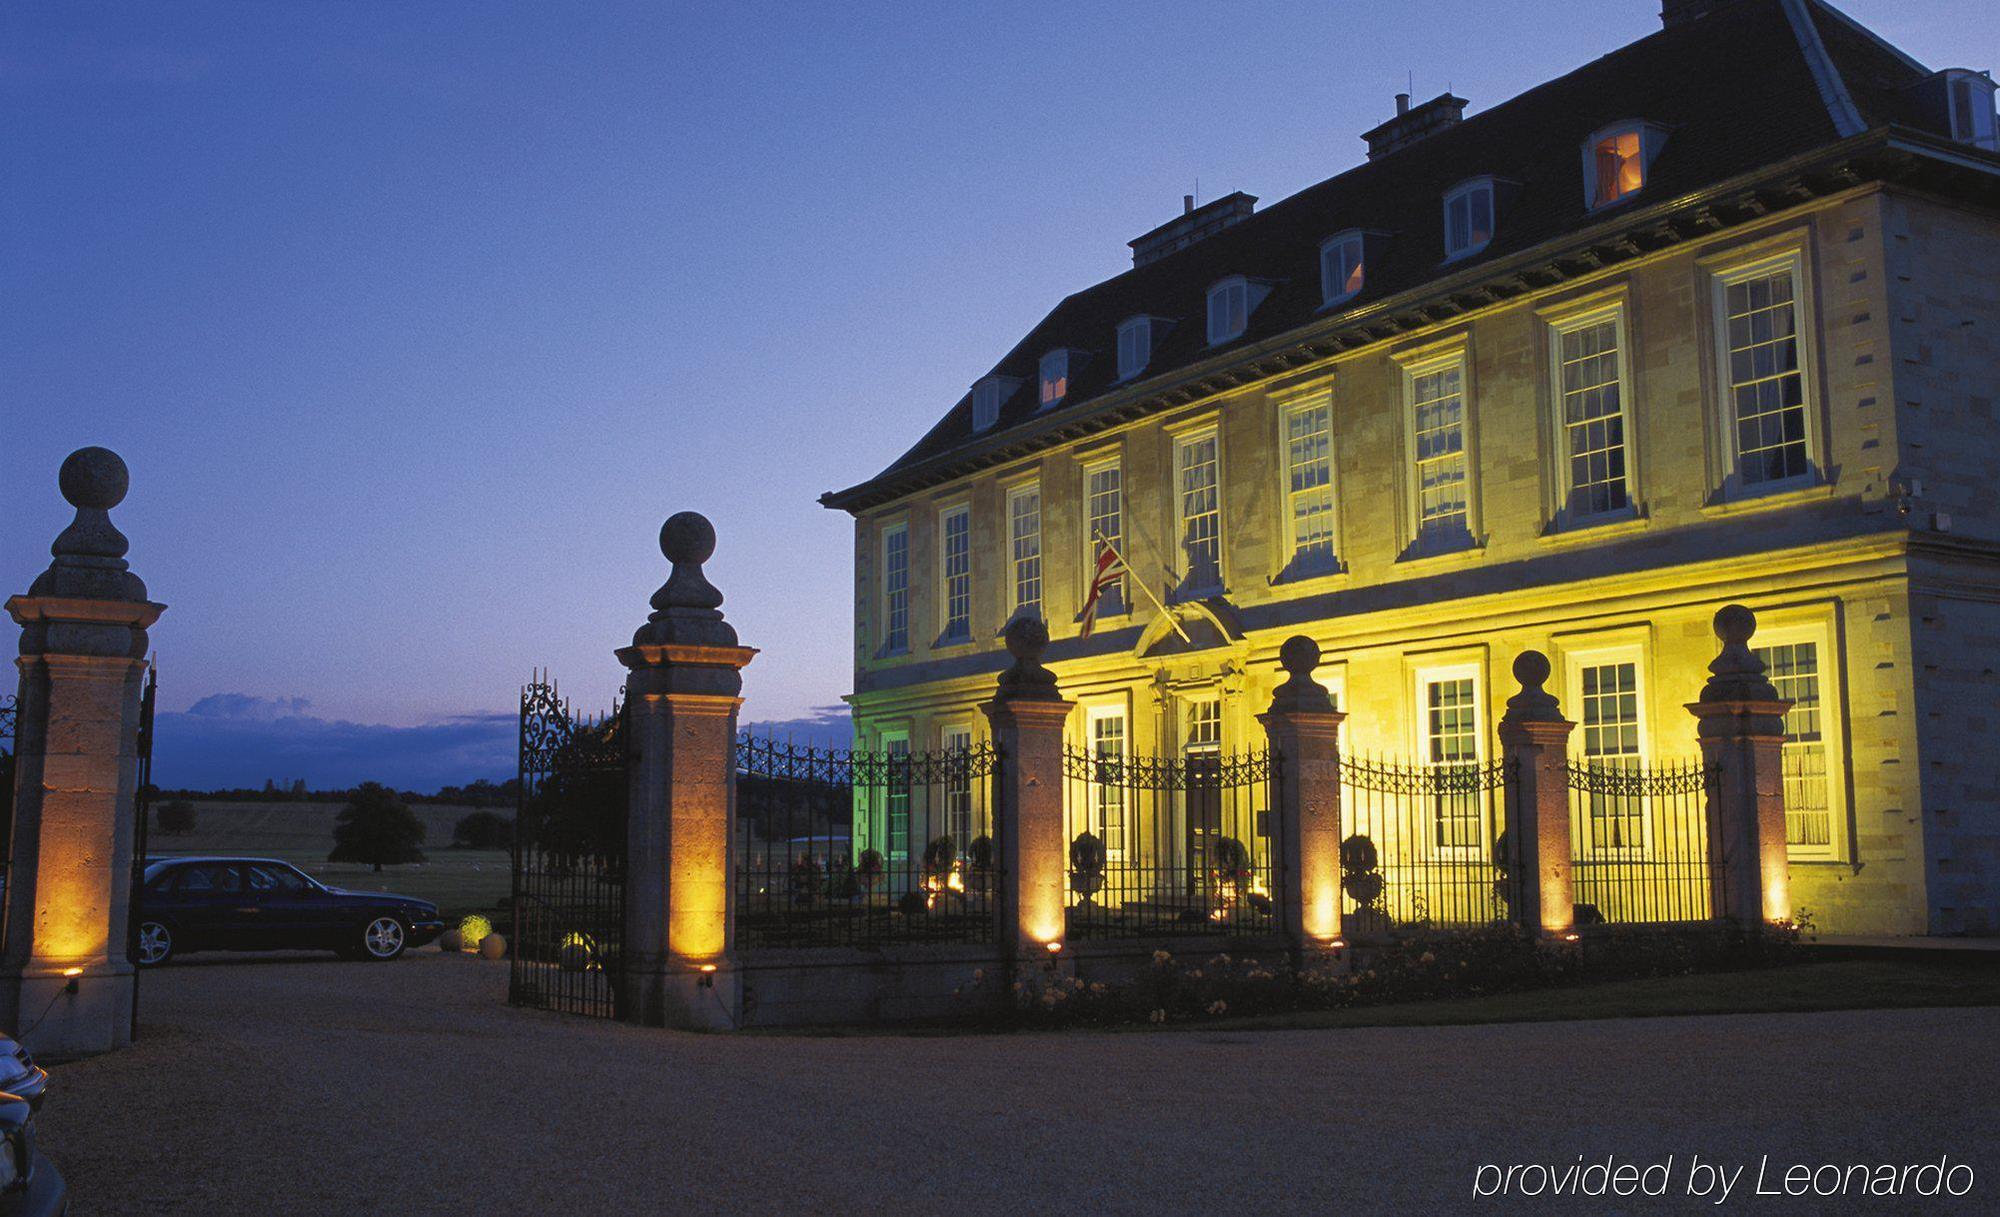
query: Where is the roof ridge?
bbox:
[1782,0,1867,137]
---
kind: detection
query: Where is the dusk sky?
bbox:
[3,1,1987,789]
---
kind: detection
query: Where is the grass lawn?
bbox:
[145,800,513,920]
[1174,955,2000,1034]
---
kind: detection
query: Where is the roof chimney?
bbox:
[1129,191,1258,268]
[1362,92,1468,160]
[1660,0,1735,27]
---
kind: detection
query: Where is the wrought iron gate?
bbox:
[512,676,627,1019]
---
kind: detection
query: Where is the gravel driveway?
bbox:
[38,951,2000,1215]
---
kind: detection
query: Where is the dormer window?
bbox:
[1319,232,1366,306]
[971,377,1006,432]
[1584,122,1666,209]
[1038,350,1070,409]
[1945,70,1998,150]
[1205,276,1270,346]
[1443,178,1495,261]
[1116,317,1154,381]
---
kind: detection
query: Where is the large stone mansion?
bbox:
[821,0,2000,936]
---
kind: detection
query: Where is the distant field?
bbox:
[146,800,513,920]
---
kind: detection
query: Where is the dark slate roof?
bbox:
[826,0,1939,510]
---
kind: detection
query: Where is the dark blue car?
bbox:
[136,857,445,966]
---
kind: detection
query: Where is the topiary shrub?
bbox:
[855,848,884,897]
[1069,832,1107,905]
[478,933,507,960]
[1341,833,1388,931]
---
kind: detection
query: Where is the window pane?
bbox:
[1091,713,1127,858]
[941,508,971,640]
[882,527,908,652]
[1755,641,1830,851]
[1010,488,1042,616]
[1039,352,1066,406]
[1086,464,1125,615]
[1285,403,1337,569]
[1579,661,1644,851]
[1177,434,1221,589]
[1724,269,1809,484]
[1425,678,1481,851]
[942,726,974,853]
[1410,364,1469,540]
[1559,318,1630,517]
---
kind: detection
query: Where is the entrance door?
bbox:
[1181,699,1222,900]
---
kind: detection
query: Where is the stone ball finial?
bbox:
[1512,649,1552,692]
[660,511,716,568]
[1279,634,1320,677]
[1004,615,1050,663]
[59,446,129,510]
[1713,603,1757,646]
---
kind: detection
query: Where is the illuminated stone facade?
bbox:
[825,2,2000,935]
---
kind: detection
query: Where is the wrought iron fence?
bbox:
[1567,758,1715,925]
[735,736,999,948]
[1061,746,1279,939]
[129,665,155,1040]
[1338,754,1515,935]
[512,676,627,1019]
[0,694,14,952]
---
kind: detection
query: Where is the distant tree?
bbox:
[155,800,197,835]
[327,782,427,872]
[263,778,277,795]
[453,810,514,850]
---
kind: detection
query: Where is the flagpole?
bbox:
[1092,528,1193,644]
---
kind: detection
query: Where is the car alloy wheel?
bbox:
[137,921,173,966]
[362,916,406,961]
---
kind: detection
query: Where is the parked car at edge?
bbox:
[136,857,445,965]
[0,1033,65,1216]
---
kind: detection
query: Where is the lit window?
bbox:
[1087,707,1127,860]
[1577,660,1644,852]
[1084,460,1125,616]
[941,724,974,853]
[1443,178,1495,260]
[1207,277,1249,345]
[1553,310,1631,519]
[1039,350,1069,409]
[1945,70,1998,150]
[938,505,971,643]
[1174,430,1222,592]
[1420,670,1482,855]
[1754,639,1832,857]
[882,733,911,860]
[880,524,908,654]
[1718,259,1810,486]
[1116,317,1153,381]
[1183,698,1222,753]
[1587,126,1648,207]
[1008,483,1042,619]
[1282,400,1338,573]
[1319,232,1365,305]
[1407,357,1470,545]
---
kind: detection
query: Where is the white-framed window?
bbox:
[1319,231,1366,306]
[1416,663,1484,856]
[1404,351,1472,549]
[1207,276,1249,345]
[881,730,911,861]
[1183,696,1222,754]
[1085,704,1128,860]
[1039,350,1069,409]
[1567,650,1648,855]
[1083,458,1125,617]
[940,723,975,853]
[1550,305,1633,521]
[880,523,909,654]
[938,504,971,644]
[1713,252,1815,490]
[1944,69,1998,150]
[1583,122,1664,209]
[971,378,1003,432]
[1116,317,1153,381]
[1173,428,1222,593]
[1443,177,1495,261]
[1752,633,1835,859]
[1281,397,1339,575]
[1008,482,1042,619]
